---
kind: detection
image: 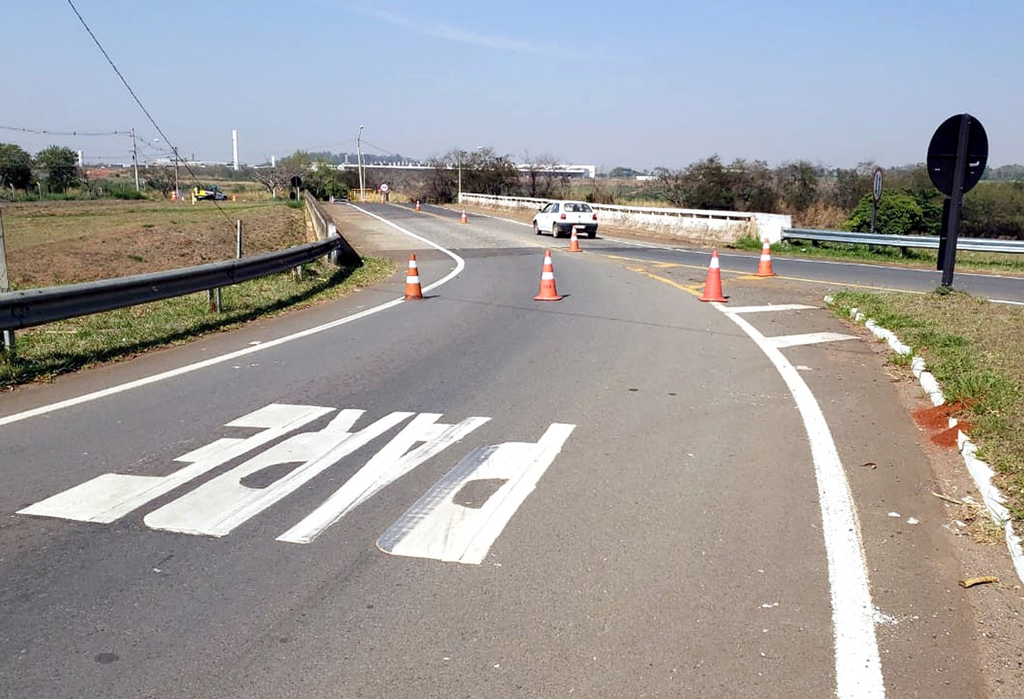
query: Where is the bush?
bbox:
[844,191,924,235]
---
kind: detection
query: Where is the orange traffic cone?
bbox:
[404,254,423,300]
[415,200,421,212]
[534,250,563,301]
[756,239,777,277]
[699,250,727,303]
[460,210,468,224]
[568,229,582,252]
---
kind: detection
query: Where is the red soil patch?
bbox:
[913,402,972,449]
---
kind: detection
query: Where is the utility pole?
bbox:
[131,128,140,192]
[357,125,365,203]
[173,147,180,201]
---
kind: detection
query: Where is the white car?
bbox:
[532,201,598,238]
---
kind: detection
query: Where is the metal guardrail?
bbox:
[783,228,1024,254]
[0,236,345,332]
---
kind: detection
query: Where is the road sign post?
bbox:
[926,113,988,287]
[870,167,883,235]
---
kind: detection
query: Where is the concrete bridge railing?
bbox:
[459,194,791,244]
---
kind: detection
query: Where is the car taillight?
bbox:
[560,213,566,220]
[593,213,598,221]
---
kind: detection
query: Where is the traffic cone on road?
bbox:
[460,210,469,224]
[568,229,582,252]
[415,200,422,212]
[756,239,777,277]
[699,251,728,303]
[404,254,423,300]
[534,250,563,301]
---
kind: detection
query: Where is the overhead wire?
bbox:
[0,125,130,137]
[66,0,236,227]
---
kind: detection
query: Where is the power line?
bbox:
[0,125,129,137]
[66,0,236,226]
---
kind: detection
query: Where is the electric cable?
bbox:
[66,0,236,226]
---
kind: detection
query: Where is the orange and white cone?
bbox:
[460,210,468,224]
[534,250,563,301]
[415,200,421,212]
[756,239,777,277]
[568,228,582,252]
[404,254,423,300]
[699,250,727,303]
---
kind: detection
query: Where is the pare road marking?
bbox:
[19,404,575,564]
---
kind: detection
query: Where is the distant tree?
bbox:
[607,167,641,178]
[775,160,818,212]
[303,158,350,200]
[0,143,33,190]
[830,164,874,210]
[844,191,924,235]
[652,156,735,209]
[245,150,311,199]
[519,152,563,199]
[141,165,176,198]
[35,145,81,193]
[728,158,777,212]
[982,164,1024,182]
[962,181,1024,239]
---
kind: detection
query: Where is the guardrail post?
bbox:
[236,220,243,259]
[207,288,222,313]
[0,209,9,294]
[1,330,13,359]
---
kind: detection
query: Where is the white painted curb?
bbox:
[825,295,1024,585]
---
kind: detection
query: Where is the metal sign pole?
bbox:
[870,167,882,235]
[940,115,972,287]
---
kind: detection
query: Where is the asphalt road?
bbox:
[0,203,1013,698]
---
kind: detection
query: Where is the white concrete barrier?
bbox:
[459,193,791,244]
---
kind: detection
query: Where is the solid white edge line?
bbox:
[0,207,466,428]
[717,304,886,698]
[834,299,1024,586]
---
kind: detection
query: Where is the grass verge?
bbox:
[731,234,1024,276]
[829,288,1024,523]
[0,256,394,388]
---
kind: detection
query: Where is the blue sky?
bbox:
[3,1,1021,171]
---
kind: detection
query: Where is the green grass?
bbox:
[0,256,394,387]
[731,234,1024,276]
[829,289,1024,521]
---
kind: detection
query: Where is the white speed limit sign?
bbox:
[379,183,390,193]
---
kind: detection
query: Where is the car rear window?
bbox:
[565,203,592,212]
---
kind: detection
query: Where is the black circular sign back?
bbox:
[927,114,988,196]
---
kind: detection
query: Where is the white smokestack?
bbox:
[77,150,83,167]
[232,129,239,171]
[270,155,276,168]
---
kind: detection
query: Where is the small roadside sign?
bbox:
[872,167,883,202]
[379,183,390,193]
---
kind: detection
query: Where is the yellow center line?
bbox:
[627,266,703,297]
[607,254,925,295]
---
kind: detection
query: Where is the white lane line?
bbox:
[728,304,818,314]
[277,413,491,544]
[767,332,859,349]
[0,207,466,428]
[992,298,1024,306]
[717,304,885,698]
[377,423,575,564]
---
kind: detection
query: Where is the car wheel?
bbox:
[551,224,560,239]
[588,230,596,239]
[534,222,541,235]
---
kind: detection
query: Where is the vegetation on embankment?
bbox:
[829,289,1024,524]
